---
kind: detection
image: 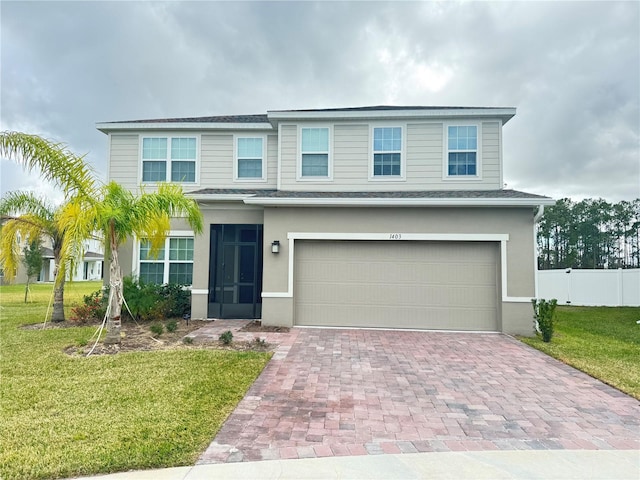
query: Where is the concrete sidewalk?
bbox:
[67,450,639,479]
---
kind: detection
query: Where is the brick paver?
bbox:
[196,327,639,464]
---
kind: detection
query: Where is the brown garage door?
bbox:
[294,240,499,331]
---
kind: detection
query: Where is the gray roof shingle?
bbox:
[100,106,514,125]
[101,114,269,125]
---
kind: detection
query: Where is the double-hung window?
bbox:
[142,136,197,183]
[138,237,194,285]
[447,126,478,176]
[235,137,265,180]
[373,127,402,177]
[300,127,330,177]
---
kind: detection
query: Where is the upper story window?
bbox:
[139,237,194,285]
[141,136,197,183]
[235,136,265,181]
[447,125,478,176]
[372,127,403,177]
[300,127,330,177]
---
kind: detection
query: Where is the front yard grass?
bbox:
[0,282,271,480]
[519,305,640,400]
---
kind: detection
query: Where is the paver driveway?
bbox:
[198,327,639,464]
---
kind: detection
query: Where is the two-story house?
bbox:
[97,106,554,335]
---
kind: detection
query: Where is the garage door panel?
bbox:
[295,241,499,331]
[296,304,496,330]
[296,281,495,307]
[297,262,496,286]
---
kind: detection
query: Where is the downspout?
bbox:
[533,205,545,300]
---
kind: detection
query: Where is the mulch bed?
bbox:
[239,320,290,333]
[21,319,275,356]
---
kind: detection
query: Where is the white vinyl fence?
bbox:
[537,269,640,306]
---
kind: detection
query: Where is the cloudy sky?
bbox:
[1,0,638,204]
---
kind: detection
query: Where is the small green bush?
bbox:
[219,330,233,345]
[120,276,191,322]
[165,319,178,332]
[150,323,164,337]
[532,298,558,342]
[182,336,194,344]
[159,283,191,318]
[69,289,108,323]
[123,276,158,321]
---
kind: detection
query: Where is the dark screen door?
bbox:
[208,224,263,318]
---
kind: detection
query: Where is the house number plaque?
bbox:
[389,233,402,240]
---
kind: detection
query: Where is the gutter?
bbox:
[242,197,557,208]
[96,122,274,133]
[187,194,259,201]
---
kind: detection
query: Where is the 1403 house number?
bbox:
[389,233,402,240]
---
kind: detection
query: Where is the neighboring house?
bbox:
[97,106,555,335]
[0,238,103,285]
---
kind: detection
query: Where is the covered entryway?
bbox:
[208,224,264,319]
[294,240,499,330]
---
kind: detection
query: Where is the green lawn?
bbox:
[520,305,640,400]
[0,282,271,480]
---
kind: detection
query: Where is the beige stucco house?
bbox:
[97,106,554,335]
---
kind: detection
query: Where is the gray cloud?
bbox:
[1,0,638,202]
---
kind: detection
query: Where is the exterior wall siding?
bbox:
[277,120,502,192]
[200,132,277,189]
[108,134,139,192]
[108,130,277,195]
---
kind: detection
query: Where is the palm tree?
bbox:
[1,131,203,343]
[0,192,69,321]
[59,182,203,344]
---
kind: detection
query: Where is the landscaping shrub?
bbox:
[69,289,108,323]
[165,319,178,332]
[71,277,191,324]
[532,298,558,342]
[120,276,191,322]
[150,323,164,337]
[122,276,159,321]
[159,283,191,318]
[219,330,233,345]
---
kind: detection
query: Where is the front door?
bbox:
[208,224,263,318]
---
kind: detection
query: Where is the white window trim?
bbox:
[139,134,200,185]
[442,121,483,181]
[233,134,267,183]
[132,231,195,285]
[297,125,333,182]
[368,124,406,182]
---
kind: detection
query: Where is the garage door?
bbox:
[294,241,499,331]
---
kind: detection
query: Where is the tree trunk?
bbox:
[24,278,30,303]
[104,226,123,344]
[51,279,66,321]
[51,252,66,322]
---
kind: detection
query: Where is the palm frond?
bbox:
[141,183,203,234]
[0,131,98,199]
[0,191,55,223]
[57,200,99,273]
[0,217,47,281]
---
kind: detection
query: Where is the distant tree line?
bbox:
[537,198,640,270]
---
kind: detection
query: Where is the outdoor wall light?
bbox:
[271,240,280,254]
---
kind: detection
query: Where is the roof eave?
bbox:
[267,108,516,125]
[96,122,274,133]
[187,194,260,201]
[243,197,556,207]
